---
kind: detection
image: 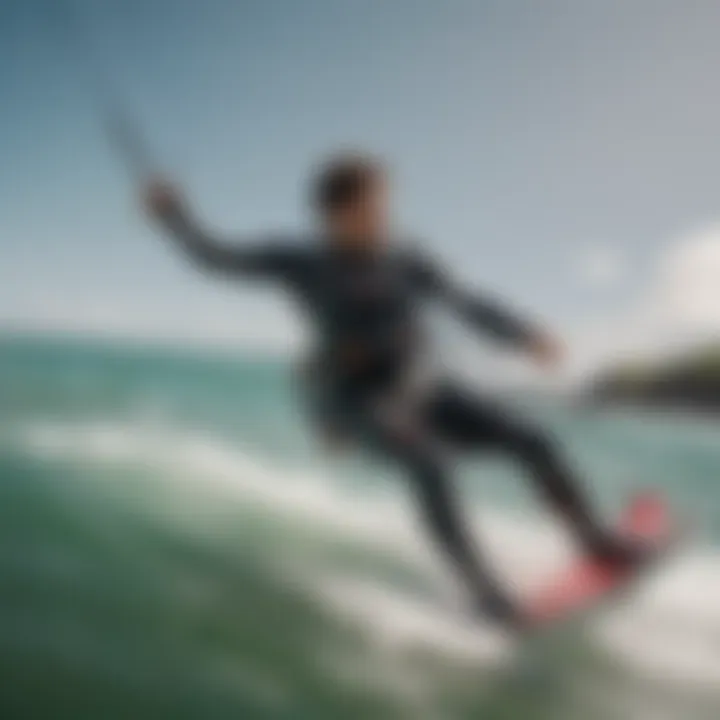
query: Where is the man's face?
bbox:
[326,175,390,249]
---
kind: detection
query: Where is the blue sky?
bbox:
[2,0,720,364]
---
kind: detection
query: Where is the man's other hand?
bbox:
[528,330,564,370]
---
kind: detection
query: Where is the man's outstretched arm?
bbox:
[412,250,561,364]
[143,179,298,277]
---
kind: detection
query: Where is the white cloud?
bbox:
[567,225,720,381]
[649,226,720,332]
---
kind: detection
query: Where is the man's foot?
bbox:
[584,531,654,566]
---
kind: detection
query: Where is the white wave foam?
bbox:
[16,418,720,689]
[317,575,515,666]
[18,420,568,578]
[596,551,720,689]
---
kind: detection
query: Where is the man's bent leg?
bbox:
[426,384,636,562]
[506,427,609,548]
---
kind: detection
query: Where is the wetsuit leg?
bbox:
[354,396,514,616]
[425,383,606,545]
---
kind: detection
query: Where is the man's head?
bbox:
[311,153,389,248]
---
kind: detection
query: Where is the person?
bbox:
[143,153,642,629]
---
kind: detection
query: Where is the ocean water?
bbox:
[1,333,719,720]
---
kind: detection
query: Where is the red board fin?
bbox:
[526,491,674,628]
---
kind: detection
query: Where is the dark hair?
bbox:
[311,153,383,215]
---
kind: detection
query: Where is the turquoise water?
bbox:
[1,333,719,720]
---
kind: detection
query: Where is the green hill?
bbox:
[590,344,720,412]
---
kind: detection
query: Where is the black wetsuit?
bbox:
[160,209,607,619]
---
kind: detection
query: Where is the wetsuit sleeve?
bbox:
[157,207,301,279]
[411,251,537,347]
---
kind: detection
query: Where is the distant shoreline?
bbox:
[589,344,720,417]
[588,393,720,417]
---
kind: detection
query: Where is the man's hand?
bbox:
[528,330,564,370]
[142,178,186,221]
